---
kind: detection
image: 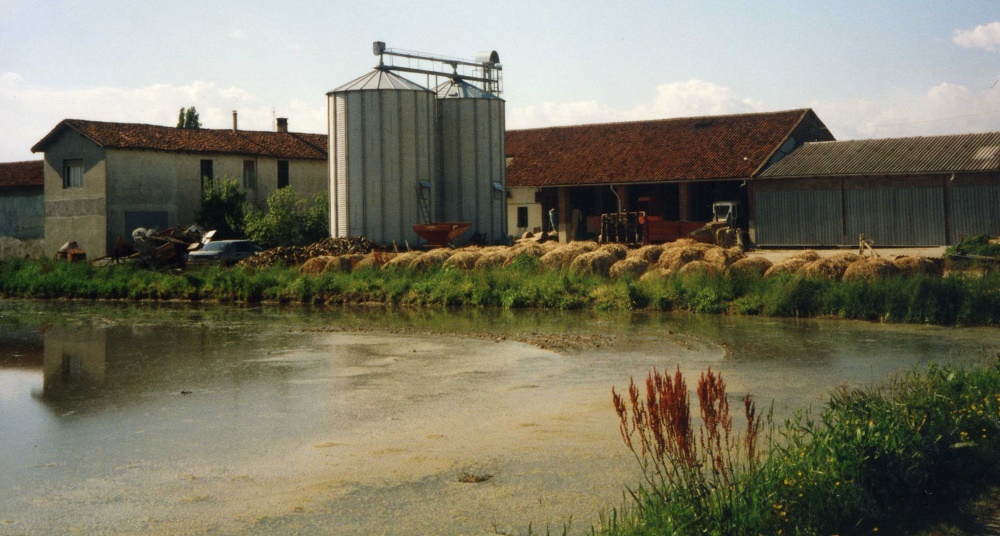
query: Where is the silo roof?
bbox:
[435,78,499,99]
[758,132,1000,178]
[329,67,430,94]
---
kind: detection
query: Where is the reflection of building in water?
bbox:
[42,327,107,398]
[0,329,44,369]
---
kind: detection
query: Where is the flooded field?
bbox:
[2,301,999,535]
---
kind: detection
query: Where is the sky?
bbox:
[1,0,999,162]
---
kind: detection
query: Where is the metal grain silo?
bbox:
[328,68,437,245]
[435,78,506,243]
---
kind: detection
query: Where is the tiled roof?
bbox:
[758,132,1000,178]
[31,119,328,160]
[0,160,44,189]
[505,109,823,187]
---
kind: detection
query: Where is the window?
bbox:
[277,160,289,189]
[62,159,83,189]
[200,159,214,191]
[517,206,529,228]
[243,160,256,189]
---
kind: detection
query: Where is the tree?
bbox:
[177,106,202,129]
[196,179,246,239]
[244,188,329,248]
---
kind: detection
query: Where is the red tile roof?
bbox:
[0,160,44,189]
[505,109,824,187]
[31,119,328,160]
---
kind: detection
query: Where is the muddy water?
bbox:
[1,302,998,535]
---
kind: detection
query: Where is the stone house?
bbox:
[0,160,45,241]
[31,117,327,258]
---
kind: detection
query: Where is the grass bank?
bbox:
[600,359,1000,535]
[3,256,1000,326]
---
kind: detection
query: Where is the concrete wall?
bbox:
[0,186,44,239]
[43,129,108,257]
[507,186,543,237]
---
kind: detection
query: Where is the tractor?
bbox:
[687,201,744,248]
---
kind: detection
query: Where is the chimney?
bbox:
[276,117,288,133]
[232,110,238,132]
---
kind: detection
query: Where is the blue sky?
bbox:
[2,0,999,162]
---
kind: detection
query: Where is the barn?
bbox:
[754,132,1000,247]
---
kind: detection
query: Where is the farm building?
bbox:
[31,117,327,258]
[504,109,833,243]
[0,160,44,241]
[754,132,1000,247]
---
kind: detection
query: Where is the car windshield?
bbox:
[200,242,229,252]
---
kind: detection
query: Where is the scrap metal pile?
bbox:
[238,236,378,268]
[126,226,204,268]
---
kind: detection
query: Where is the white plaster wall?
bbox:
[507,186,543,237]
[42,130,108,257]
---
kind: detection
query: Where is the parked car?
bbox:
[187,239,263,267]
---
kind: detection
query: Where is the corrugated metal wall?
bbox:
[948,181,1000,243]
[754,187,843,246]
[844,186,945,246]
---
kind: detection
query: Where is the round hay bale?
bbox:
[677,260,717,276]
[597,243,629,261]
[663,238,700,250]
[763,258,808,279]
[828,252,862,264]
[322,255,356,274]
[299,256,334,275]
[509,241,548,258]
[893,255,944,277]
[354,251,396,270]
[639,269,665,284]
[627,244,663,263]
[569,250,617,277]
[726,257,772,278]
[789,250,821,262]
[384,251,422,269]
[474,250,508,270]
[444,250,482,270]
[609,257,650,279]
[800,258,849,281]
[658,243,711,273]
[843,257,900,282]
[703,246,746,269]
[409,250,450,271]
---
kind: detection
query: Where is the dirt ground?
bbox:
[747,246,948,263]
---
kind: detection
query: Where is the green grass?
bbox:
[601,359,1000,535]
[4,257,1000,326]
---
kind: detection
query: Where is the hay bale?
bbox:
[539,242,589,269]
[597,243,629,261]
[609,257,650,279]
[569,249,617,277]
[843,257,900,282]
[726,257,772,278]
[509,241,548,258]
[322,255,356,274]
[893,256,944,277]
[474,250,508,270]
[763,258,808,279]
[789,250,821,262]
[658,243,712,273]
[409,249,452,270]
[703,246,746,269]
[663,238,700,250]
[677,260,717,276]
[384,251,422,269]
[800,258,850,281]
[299,256,334,275]
[828,252,862,264]
[354,251,396,270]
[627,244,663,263]
[639,269,665,284]
[443,250,482,270]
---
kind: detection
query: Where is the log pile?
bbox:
[238,237,378,268]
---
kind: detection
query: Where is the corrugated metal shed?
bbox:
[760,132,1000,178]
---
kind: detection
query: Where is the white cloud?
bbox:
[0,75,317,161]
[226,29,247,40]
[508,79,761,129]
[815,82,1000,140]
[953,21,1000,51]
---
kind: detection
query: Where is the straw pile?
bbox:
[843,257,900,282]
[703,246,746,270]
[677,260,717,276]
[789,250,821,262]
[627,244,664,264]
[444,250,482,270]
[726,257,773,278]
[609,257,651,279]
[658,242,713,274]
[800,257,851,281]
[474,250,508,269]
[408,248,454,270]
[763,258,809,278]
[299,256,334,275]
[569,249,618,277]
[325,254,365,273]
[598,243,629,261]
[540,241,598,269]
[893,255,944,277]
